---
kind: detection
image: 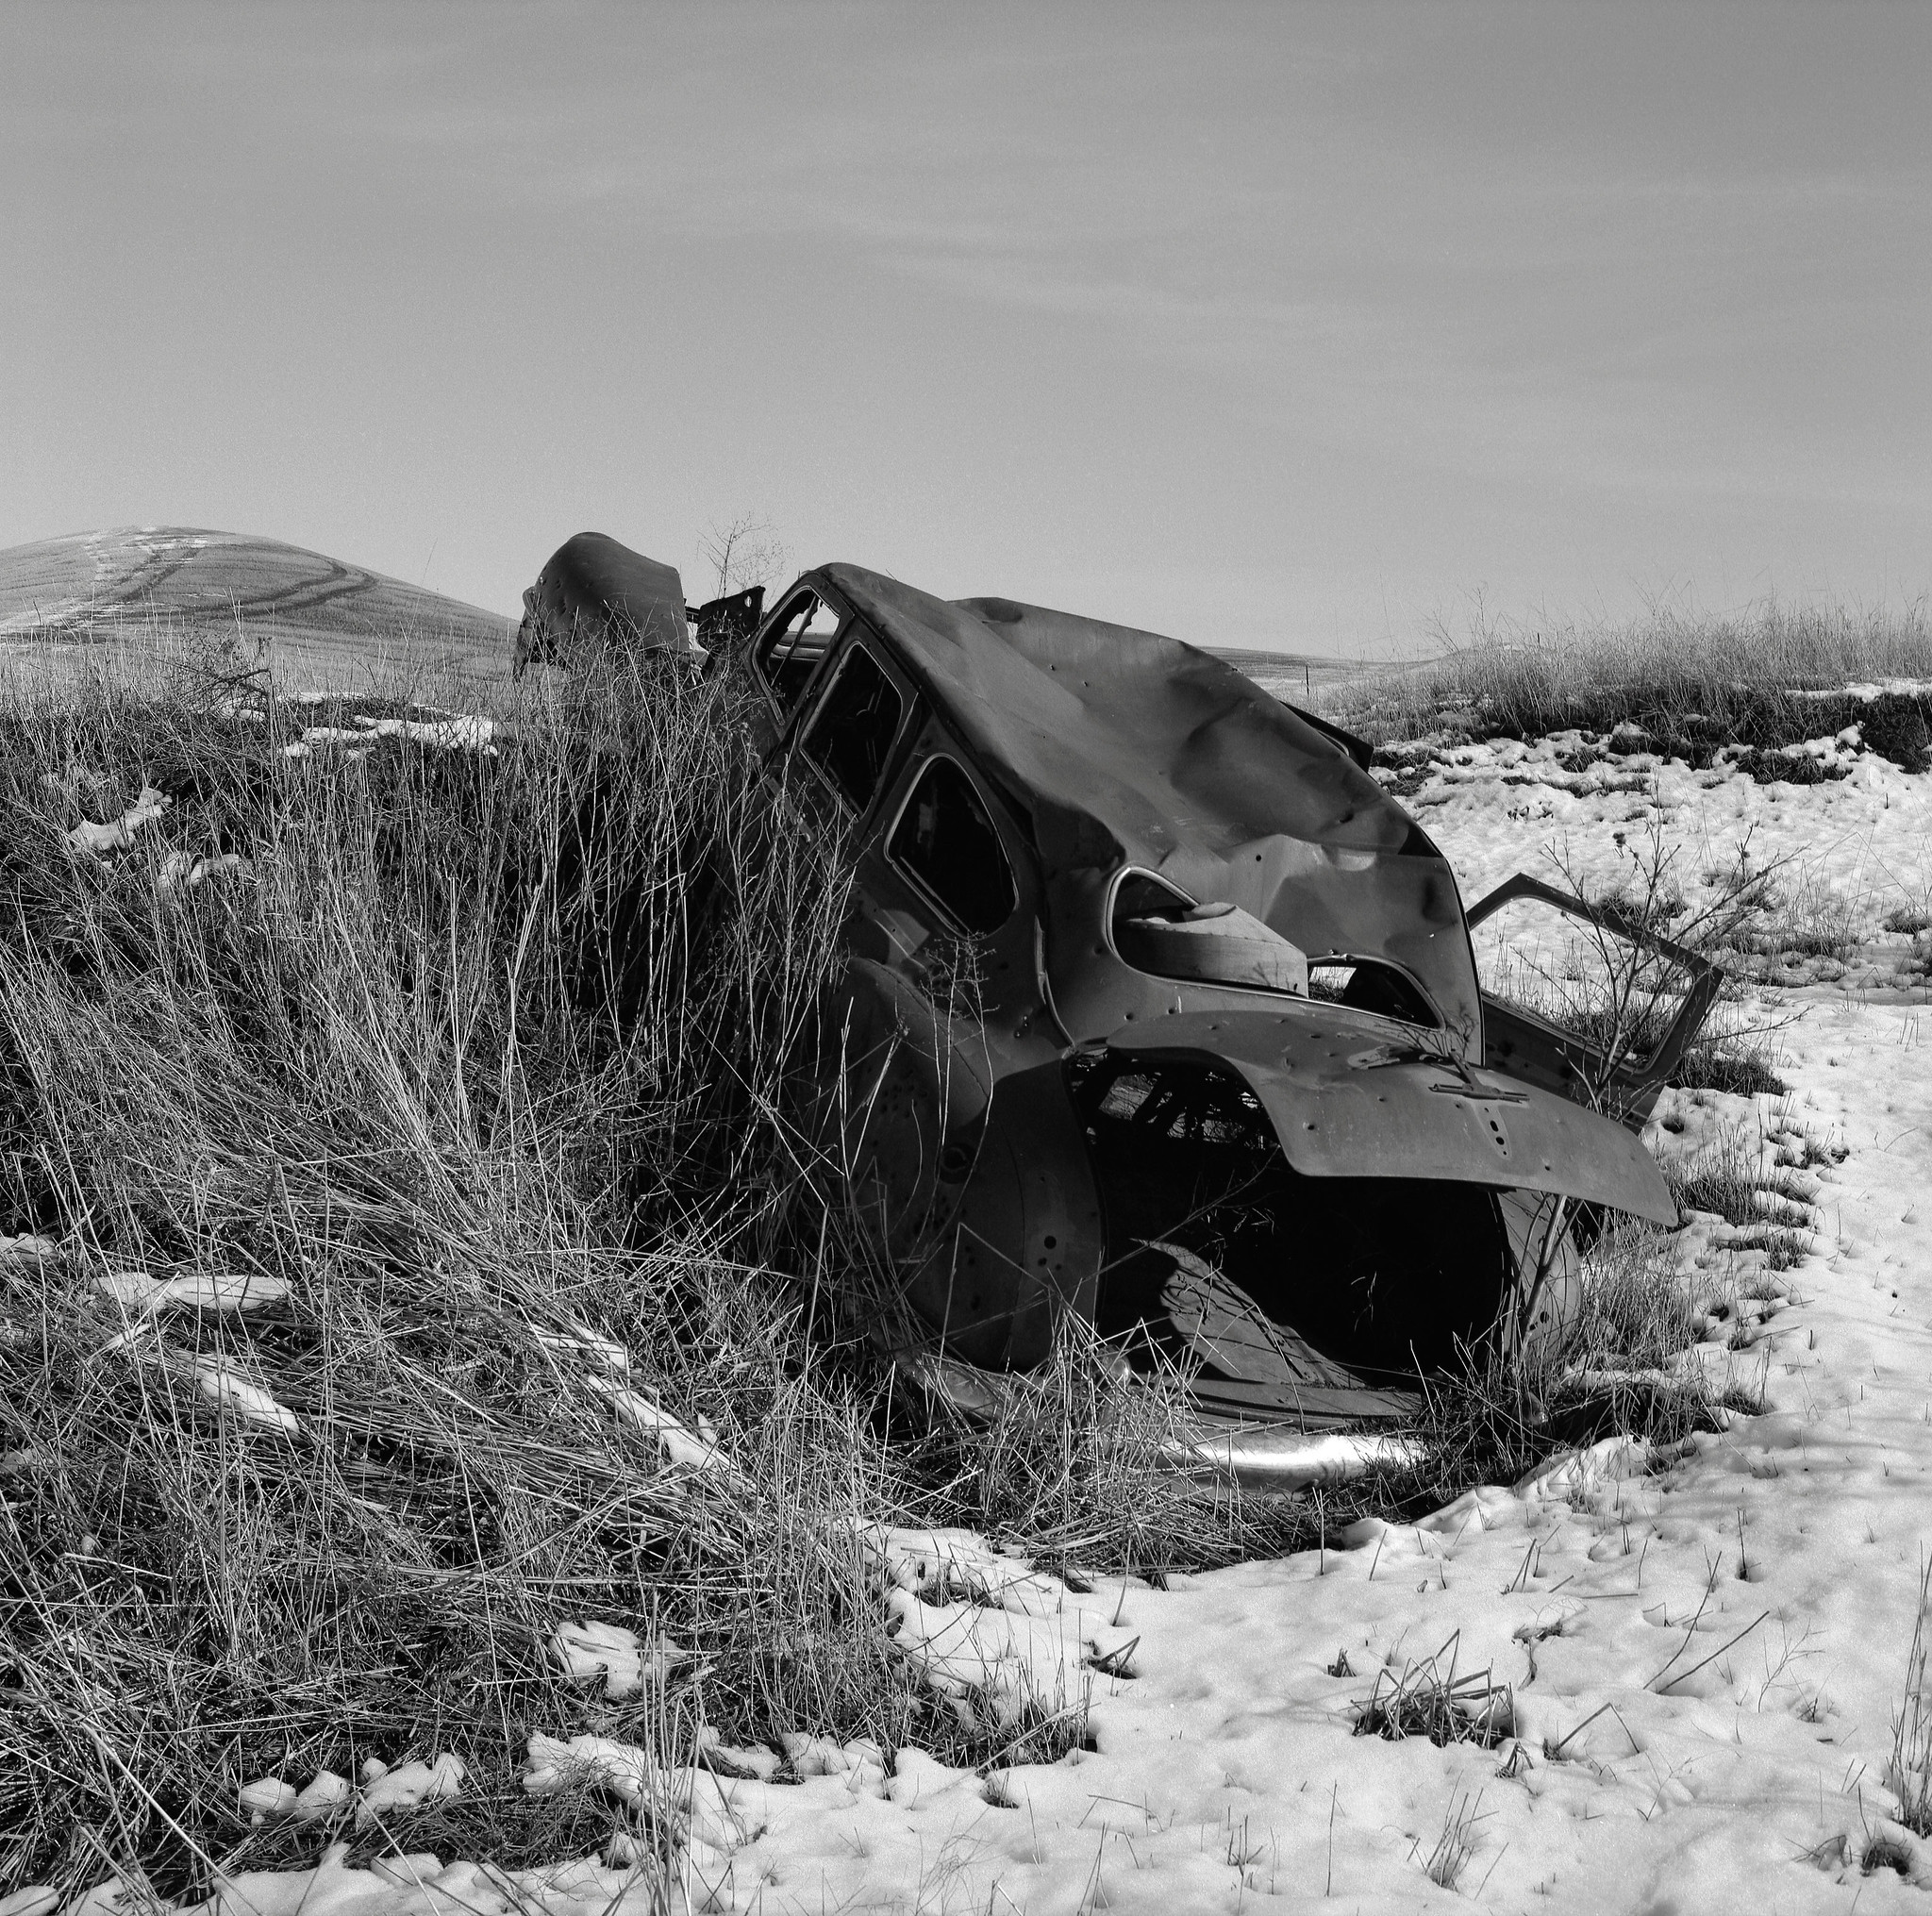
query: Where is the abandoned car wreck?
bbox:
[513,529,764,678]
[733,562,1722,1431]
[522,534,1717,1434]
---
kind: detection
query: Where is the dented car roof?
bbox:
[818,563,1483,1040]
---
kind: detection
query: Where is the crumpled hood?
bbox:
[1108,1006,1677,1225]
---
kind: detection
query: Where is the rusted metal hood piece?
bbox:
[1108,1008,1677,1225]
[516,533,691,675]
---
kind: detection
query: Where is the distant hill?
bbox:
[1203,645,1413,708]
[0,526,515,688]
[0,530,1421,704]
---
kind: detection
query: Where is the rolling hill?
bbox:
[0,525,516,689]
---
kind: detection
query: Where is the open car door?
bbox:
[1465,874,1724,1128]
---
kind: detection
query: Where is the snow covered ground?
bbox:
[25,741,1932,1916]
[1395,725,1932,985]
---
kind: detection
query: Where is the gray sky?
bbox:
[4,1,1926,652]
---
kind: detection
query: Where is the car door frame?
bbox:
[783,618,925,835]
[748,573,854,751]
[1465,871,1724,1127]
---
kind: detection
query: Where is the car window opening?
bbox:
[1112,871,1195,923]
[1070,1055,1509,1420]
[1306,957,1439,1027]
[1110,873,1310,999]
[800,646,906,813]
[757,590,841,712]
[888,757,1017,935]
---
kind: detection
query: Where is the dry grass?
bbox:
[1323,596,1932,763]
[1421,1789,1492,1892]
[0,643,1346,1896]
[1887,1560,1932,1838]
[0,651,915,1894]
[1568,1221,1703,1369]
[0,634,1788,1896]
[1354,1636,1513,1750]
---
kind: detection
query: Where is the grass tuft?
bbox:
[1887,1561,1932,1840]
[1355,1639,1513,1750]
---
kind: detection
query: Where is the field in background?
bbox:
[1200,645,1407,703]
[9,533,1923,740]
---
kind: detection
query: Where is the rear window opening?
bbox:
[1306,957,1439,1027]
[756,589,841,713]
[1112,871,1195,925]
[1070,1055,1509,1421]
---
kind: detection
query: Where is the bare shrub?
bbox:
[1470,823,1787,1110]
[702,513,789,601]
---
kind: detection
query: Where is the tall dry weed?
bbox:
[0,655,908,1892]
[1327,596,1932,756]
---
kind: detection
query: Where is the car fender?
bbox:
[830,958,1103,1369]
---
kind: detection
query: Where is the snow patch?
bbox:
[546,1621,694,1698]
[356,1754,467,1825]
[95,1268,289,1315]
[156,850,252,892]
[192,1357,299,1435]
[67,784,169,855]
[580,1373,732,1474]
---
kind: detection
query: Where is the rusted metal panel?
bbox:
[514,532,692,677]
[691,584,765,652]
[818,567,1486,1046]
[1107,1007,1677,1225]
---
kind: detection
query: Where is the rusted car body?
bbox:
[514,531,763,678]
[735,562,1720,1429]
